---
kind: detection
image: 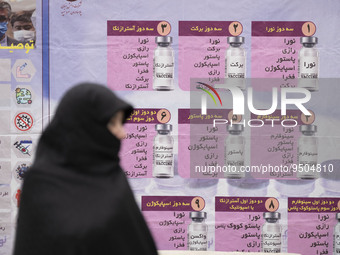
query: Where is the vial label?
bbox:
[298,144,318,165]
[154,56,174,79]
[188,231,208,251]
[262,232,281,253]
[299,56,318,79]
[225,143,244,166]
[153,144,173,166]
[226,56,245,78]
[334,233,340,254]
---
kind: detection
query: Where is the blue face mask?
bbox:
[0,22,8,38]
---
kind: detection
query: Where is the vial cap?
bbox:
[190,211,207,219]
[155,123,172,132]
[155,36,172,44]
[227,124,244,134]
[263,212,281,220]
[300,36,318,45]
[227,36,245,45]
[300,124,317,135]
[336,213,340,220]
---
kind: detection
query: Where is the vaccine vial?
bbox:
[297,125,318,179]
[153,36,174,91]
[225,124,245,179]
[225,36,246,90]
[334,213,340,255]
[262,212,282,253]
[188,211,208,251]
[298,37,319,91]
[153,124,174,178]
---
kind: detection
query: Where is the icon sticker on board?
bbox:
[12,59,36,82]
[13,140,32,156]
[16,63,31,79]
[15,163,30,181]
[12,136,35,158]
[14,112,34,131]
[15,88,32,104]
[14,188,22,208]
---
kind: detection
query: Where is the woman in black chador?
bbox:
[14,83,158,255]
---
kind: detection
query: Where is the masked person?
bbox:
[10,10,36,44]
[0,0,19,46]
[13,83,158,255]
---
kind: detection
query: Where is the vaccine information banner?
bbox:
[288,198,339,255]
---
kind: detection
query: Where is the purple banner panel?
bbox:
[108,21,161,36]
[252,21,308,37]
[179,21,236,36]
[288,197,340,213]
[216,197,275,212]
[178,109,231,124]
[251,109,306,126]
[125,108,162,124]
[142,196,196,211]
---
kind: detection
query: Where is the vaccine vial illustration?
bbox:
[153,124,174,178]
[298,36,319,91]
[153,36,174,91]
[262,212,282,253]
[225,36,246,90]
[297,125,318,179]
[334,213,340,255]
[188,211,208,251]
[225,124,245,179]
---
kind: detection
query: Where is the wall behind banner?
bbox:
[0,0,339,254]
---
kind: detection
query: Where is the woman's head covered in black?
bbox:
[35,83,133,174]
